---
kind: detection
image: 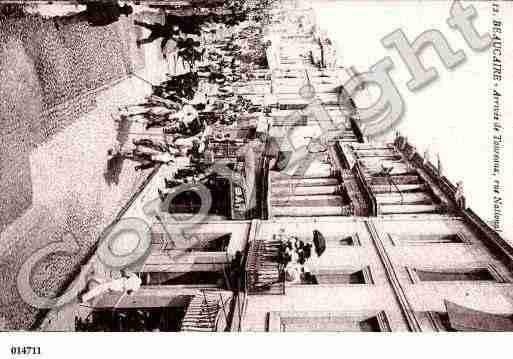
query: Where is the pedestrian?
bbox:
[134,20,180,55]
[164,178,183,189]
[133,138,176,153]
[110,142,177,171]
[120,103,176,121]
[79,269,141,303]
[54,1,133,29]
[134,150,175,171]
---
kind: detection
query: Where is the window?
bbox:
[427,312,456,332]
[374,192,434,205]
[338,233,361,246]
[151,231,231,252]
[274,151,292,171]
[388,232,470,246]
[272,114,308,126]
[77,306,191,332]
[370,174,422,186]
[356,151,402,160]
[267,311,391,332]
[302,267,373,285]
[407,265,506,284]
[140,271,226,286]
[76,296,195,332]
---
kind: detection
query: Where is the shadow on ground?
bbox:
[104,154,125,186]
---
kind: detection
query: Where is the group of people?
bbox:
[133,10,251,66]
[274,230,315,284]
[108,6,268,199]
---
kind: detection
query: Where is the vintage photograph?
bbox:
[0,0,512,345]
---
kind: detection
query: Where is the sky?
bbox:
[311,1,512,242]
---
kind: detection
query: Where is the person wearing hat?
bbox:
[79,269,141,303]
[135,21,180,55]
[111,140,177,171]
[133,150,175,171]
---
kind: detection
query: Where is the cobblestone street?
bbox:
[0,5,175,329]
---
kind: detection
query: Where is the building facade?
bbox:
[239,2,513,332]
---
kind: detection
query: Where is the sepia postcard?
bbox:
[0,0,512,357]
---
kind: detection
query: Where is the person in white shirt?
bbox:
[79,270,141,303]
[109,140,177,171]
[144,103,200,131]
[133,149,176,171]
[165,106,207,138]
[149,151,174,164]
[173,124,209,155]
[119,97,180,120]
[174,104,199,125]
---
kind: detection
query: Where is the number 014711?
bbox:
[10,346,41,355]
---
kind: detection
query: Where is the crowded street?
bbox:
[0,0,267,329]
